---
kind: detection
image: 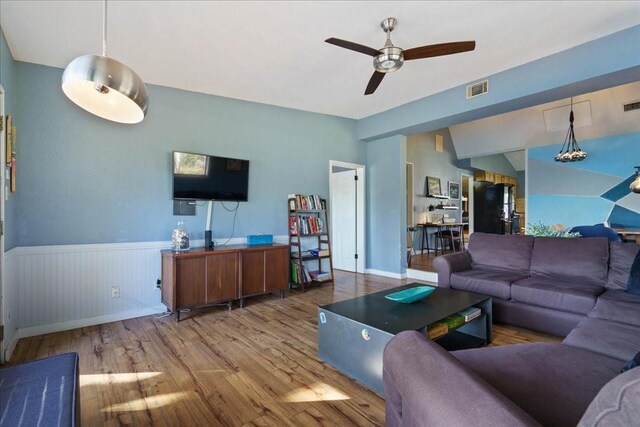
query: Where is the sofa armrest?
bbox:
[433,251,472,288]
[383,331,540,427]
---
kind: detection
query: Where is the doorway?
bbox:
[0,86,5,362]
[461,173,474,244]
[329,161,365,273]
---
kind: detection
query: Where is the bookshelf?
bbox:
[288,194,334,291]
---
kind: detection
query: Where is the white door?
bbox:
[330,162,365,273]
[0,87,5,362]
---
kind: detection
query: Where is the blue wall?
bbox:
[367,135,406,274]
[13,62,364,246]
[528,132,640,229]
[408,129,472,224]
[0,30,17,250]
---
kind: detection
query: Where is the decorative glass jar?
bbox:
[172,221,190,252]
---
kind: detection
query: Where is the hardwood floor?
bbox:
[9,271,560,426]
[408,252,438,272]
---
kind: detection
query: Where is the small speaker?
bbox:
[204,230,212,248]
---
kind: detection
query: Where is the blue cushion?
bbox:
[627,250,640,295]
[570,225,621,242]
[621,351,640,372]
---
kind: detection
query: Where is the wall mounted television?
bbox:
[172,151,250,201]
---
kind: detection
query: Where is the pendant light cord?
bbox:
[102,0,107,57]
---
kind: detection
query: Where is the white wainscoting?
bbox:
[3,249,18,362]
[3,235,289,361]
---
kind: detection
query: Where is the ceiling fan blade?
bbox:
[365,71,385,95]
[325,38,380,57]
[404,41,476,61]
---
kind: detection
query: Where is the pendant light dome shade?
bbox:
[62,54,148,124]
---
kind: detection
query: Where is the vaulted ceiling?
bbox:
[1,1,638,119]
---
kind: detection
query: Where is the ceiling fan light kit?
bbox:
[373,18,404,73]
[325,17,476,95]
[61,0,148,124]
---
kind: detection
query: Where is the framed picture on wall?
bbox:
[426,176,442,197]
[448,181,460,199]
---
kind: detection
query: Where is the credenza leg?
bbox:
[240,298,244,309]
[228,301,233,311]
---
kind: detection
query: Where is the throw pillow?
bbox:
[621,351,640,373]
[626,250,640,295]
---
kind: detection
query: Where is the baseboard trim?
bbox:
[406,268,438,284]
[365,269,406,279]
[4,331,19,363]
[10,304,168,355]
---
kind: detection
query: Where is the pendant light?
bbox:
[631,166,640,194]
[554,97,587,162]
[62,0,148,124]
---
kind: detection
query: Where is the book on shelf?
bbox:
[288,194,296,211]
[457,307,481,322]
[289,194,326,211]
[289,216,298,235]
[426,322,448,340]
[291,262,311,284]
[308,270,331,281]
[299,249,319,258]
[292,215,324,235]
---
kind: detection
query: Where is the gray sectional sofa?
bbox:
[383,233,640,426]
[433,233,638,337]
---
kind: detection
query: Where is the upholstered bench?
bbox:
[0,352,80,426]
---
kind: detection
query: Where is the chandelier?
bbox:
[554,98,587,162]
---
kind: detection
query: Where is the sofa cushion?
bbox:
[530,236,609,286]
[511,277,605,315]
[606,242,640,290]
[578,367,640,427]
[468,233,534,274]
[588,289,640,327]
[450,268,527,300]
[627,249,640,295]
[563,318,640,361]
[453,343,623,427]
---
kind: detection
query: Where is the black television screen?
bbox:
[172,151,249,201]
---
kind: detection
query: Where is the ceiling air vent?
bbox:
[466,80,488,99]
[623,100,640,112]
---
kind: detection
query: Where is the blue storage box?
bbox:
[247,234,273,245]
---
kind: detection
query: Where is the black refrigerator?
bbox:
[474,183,515,234]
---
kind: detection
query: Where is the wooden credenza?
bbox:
[161,243,289,320]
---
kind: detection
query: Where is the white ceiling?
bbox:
[1,1,639,119]
[449,82,640,159]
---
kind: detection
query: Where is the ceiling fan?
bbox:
[325,18,476,95]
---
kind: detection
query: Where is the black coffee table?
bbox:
[318,283,492,394]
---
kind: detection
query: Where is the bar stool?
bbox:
[440,224,464,252]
